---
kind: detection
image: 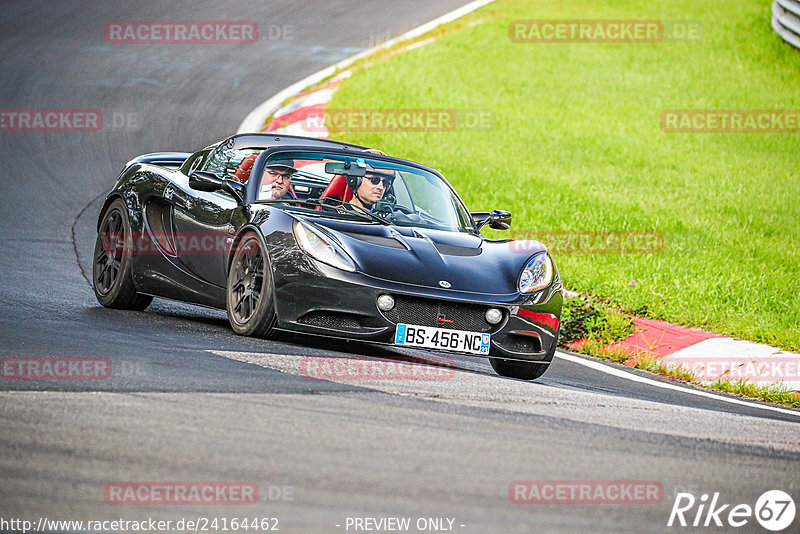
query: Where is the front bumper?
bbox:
[272,255,562,363]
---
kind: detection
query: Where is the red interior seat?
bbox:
[231,153,258,184]
[318,175,353,202]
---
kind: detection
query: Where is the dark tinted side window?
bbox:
[203,146,259,179]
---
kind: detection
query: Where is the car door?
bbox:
[169,142,259,287]
[169,183,237,289]
[173,143,257,286]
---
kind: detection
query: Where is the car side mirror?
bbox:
[489,209,512,230]
[473,209,512,231]
[189,170,223,191]
[189,171,244,203]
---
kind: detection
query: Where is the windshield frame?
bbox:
[248,147,477,233]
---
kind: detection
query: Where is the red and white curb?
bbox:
[236,1,800,401]
[262,73,348,138]
[259,37,446,137]
[237,0,496,136]
[579,317,800,391]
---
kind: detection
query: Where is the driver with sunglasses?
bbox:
[348,164,394,212]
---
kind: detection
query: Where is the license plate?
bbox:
[394,323,491,355]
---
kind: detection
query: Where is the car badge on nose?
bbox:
[439,280,451,288]
[437,314,454,324]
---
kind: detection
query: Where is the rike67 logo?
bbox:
[668,490,795,531]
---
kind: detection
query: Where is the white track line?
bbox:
[555,351,800,418]
[237,0,496,133]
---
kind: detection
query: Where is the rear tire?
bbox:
[92,199,153,310]
[226,232,277,338]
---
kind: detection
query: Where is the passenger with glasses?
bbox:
[259,159,297,200]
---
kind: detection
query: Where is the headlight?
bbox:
[293,220,356,272]
[518,253,553,293]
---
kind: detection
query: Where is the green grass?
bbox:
[559,295,634,347]
[706,378,800,408]
[328,0,800,351]
[636,358,800,408]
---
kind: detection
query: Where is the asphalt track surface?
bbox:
[1,1,799,533]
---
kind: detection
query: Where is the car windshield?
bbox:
[257,151,475,233]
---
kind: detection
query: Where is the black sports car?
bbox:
[93,134,562,380]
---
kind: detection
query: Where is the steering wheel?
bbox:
[373,199,413,217]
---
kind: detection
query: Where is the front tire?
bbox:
[489,357,549,380]
[226,232,277,338]
[489,327,560,380]
[92,199,153,310]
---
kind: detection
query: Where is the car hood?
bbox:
[308,219,547,295]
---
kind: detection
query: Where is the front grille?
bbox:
[298,311,363,331]
[382,296,502,333]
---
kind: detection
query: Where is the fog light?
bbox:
[377,294,395,311]
[485,308,503,325]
